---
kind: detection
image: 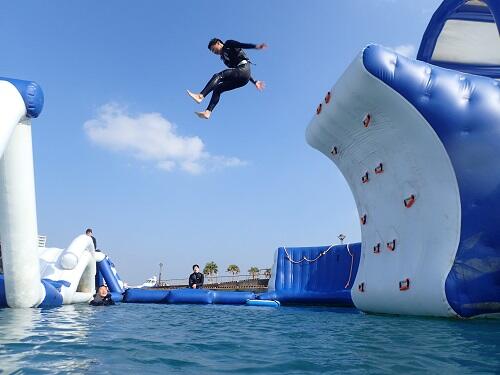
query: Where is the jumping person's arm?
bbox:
[199,274,204,288]
[225,40,267,50]
[250,76,266,91]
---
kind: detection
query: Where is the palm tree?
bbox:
[203,261,218,283]
[248,266,260,280]
[227,264,240,281]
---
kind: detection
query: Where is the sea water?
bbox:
[0,303,498,374]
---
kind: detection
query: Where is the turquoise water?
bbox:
[0,304,498,374]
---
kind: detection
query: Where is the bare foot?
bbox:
[187,90,204,104]
[195,110,211,119]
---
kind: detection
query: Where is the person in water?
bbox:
[89,285,115,306]
[189,264,204,289]
[187,38,267,119]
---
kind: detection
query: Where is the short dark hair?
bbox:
[193,264,200,270]
[86,228,93,234]
[208,38,222,49]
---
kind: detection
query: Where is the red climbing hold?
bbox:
[361,172,369,184]
[374,163,384,174]
[316,103,322,115]
[360,214,367,225]
[399,278,410,291]
[373,243,381,254]
[387,240,396,251]
[404,195,416,208]
[363,114,371,128]
[325,91,331,104]
[330,146,338,156]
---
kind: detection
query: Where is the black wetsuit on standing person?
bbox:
[201,40,259,112]
[189,272,204,289]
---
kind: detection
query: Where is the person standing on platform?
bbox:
[86,228,97,251]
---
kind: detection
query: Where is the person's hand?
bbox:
[256,43,268,50]
[192,284,196,289]
[255,81,266,91]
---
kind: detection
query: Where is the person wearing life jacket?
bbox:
[187,38,267,119]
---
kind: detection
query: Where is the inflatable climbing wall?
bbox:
[306,0,500,319]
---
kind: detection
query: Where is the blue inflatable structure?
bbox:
[123,245,359,308]
[124,288,258,306]
[259,244,361,306]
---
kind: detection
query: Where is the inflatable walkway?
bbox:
[124,288,258,305]
[306,0,500,318]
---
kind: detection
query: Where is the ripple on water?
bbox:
[0,304,498,374]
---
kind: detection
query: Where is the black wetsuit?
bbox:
[188,272,204,289]
[201,40,259,112]
[89,293,115,306]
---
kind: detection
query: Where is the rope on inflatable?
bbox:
[283,244,356,289]
[283,244,335,264]
[344,244,354,288]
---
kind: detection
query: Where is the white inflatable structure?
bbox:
[0,78,97,308]
[306,52,460,316]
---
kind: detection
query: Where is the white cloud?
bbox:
[392,44,417,58]
[84,103,247,174]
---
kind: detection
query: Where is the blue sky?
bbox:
[1,0,441,283]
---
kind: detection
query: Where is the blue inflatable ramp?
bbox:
[260,244,361,306]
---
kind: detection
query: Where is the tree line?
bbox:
[202,262,269,280]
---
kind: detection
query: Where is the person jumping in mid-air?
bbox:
[187,38,267,119]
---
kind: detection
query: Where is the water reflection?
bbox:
[0,305,95,373]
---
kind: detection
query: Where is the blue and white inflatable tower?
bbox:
[306,0,500,318]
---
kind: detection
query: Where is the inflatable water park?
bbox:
[0,0,498,319]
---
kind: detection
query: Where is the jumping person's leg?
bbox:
[201,70,234,97]
[207,79,248,111]
[195,80,248,119]
[188,68,237,104]
[195,66,251,119]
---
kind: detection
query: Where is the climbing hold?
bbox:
[373,243,381,254]
[374,163,384,174]
[363,113,371,128]
[361,172,369,184]
[404,194,416,208]
[325,91,331,104]
[387,240,396,251]
[358,282,365,292]
[399,278,410,291]
[330,146,338,156]
[316,103,322,115]
[360,214,367,225]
